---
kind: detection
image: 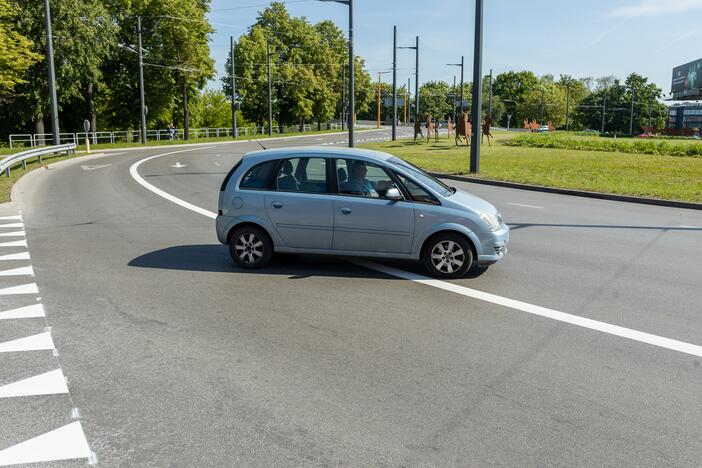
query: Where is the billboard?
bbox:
[671,59,702,98]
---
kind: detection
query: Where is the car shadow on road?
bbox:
[127,244,488,280]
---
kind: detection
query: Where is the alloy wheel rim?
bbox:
[235,233,264,264]
[430,240,466,274]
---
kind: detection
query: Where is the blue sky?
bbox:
[206,0,702,95]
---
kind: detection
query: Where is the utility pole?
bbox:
[488,68,493,119]
[267,41,273,137]
[137,16,146,145]
[230,37,237,138]
[414,36,419,120]
[392,25,397,140]
[341,64,346,131]
[377,73,381,128]
[407,77,411,124]
[601,90,607,133]
[469,0,483,173]
[452,75,456,123]
[565,84,571,131]
[448,58,464,114]
[44,0,60,145]
[629,86,636,136]
[540,88,545,126]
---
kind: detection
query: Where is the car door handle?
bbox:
[271,201,283,209]
[339,207,352,215]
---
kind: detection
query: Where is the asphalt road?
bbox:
[1,128,701,466]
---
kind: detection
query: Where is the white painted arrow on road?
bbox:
[170,162,187,168]
[80,164,111,171]
[0,421,91,465]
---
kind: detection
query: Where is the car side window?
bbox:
[239,160,277,190]
[336,159,400,199]
[394,172,440,205]
[274,157,328,193]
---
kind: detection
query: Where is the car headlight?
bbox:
[480,212,502,231]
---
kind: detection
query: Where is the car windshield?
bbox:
[387,157,453,197]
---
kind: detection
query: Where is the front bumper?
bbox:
[477,224,510,265]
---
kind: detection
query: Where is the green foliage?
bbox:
[0,0,42,97]
[418,81,452,119]
[506,132,702,157]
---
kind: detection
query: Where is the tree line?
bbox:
[0,0,669,143]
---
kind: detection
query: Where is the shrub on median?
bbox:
[506,133,702,157]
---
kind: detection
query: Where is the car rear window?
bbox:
[240,160,277,190]
[220,160,242,192]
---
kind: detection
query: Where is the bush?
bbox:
[506,133,702,157]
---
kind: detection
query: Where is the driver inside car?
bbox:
[344,161,393,197]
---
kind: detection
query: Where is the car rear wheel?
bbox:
[229,226,273,269]
[422,233,474,279]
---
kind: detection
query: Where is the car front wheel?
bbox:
[422,233,474,278]
[229,226,273,269]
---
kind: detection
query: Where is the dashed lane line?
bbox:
[506,202,543,209]
[129,148,702,360]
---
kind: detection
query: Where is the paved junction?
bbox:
[1,128,701,466]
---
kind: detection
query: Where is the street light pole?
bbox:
[447,57,464,114]
[452,75,456,123]
[341,63,346,131]
[137,16,147,145]
[629,86,636,136]
[399,38,419,122]
[267,41,273,137]
[392,25,397,140]
[565,84,570,131]
[230,36,237,139]
[488,68,493,119]
[601,90,607,133]
[44,0,60,145]
[469,0,483,174]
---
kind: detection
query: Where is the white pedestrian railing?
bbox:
[1,143,76,177]
[9,123,340,148]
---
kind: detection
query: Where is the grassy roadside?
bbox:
[0,152,75,203]
[361,132,702,203]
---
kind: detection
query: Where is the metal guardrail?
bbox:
[1,143,76,177]
[9,123,342,148]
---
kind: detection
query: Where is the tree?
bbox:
[492,70,539,126]
[190,89,231,129]
[0,0,42,98]
[418,81,452,120]
[222,2,372,128]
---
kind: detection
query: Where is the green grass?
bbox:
[361,131,702,203]
[507,131,702,156]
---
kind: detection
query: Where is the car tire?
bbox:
[422,233,474,279]
[229,226,273,269]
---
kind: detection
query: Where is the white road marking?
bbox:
[0,283,38,295]
[0,252,30,261]
[0,231,25,237]
[0,369,68,398]
[0,240,27,248]
[129,147,218,220]
[131,146,702,360]
[214,162,221,167]
[0,421,91,465]
[170,162,187,168]
[356,260,702,358]
[80,164,111,171]
[507,202,543,209]
[0,223,23,228]
[0,266,34,277]
[0,332,54,353]
[0,215,21,221]
[0,304,45,320]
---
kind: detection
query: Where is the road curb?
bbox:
[430,173,702,211]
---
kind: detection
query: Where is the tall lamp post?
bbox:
[44,0,60,145]
[391,25,397,140]
[137,16,147,144]
[230,36,238,139]
[377,71,391,128]
[267,41,273,136]
[469,0,483,173]
[399,37,419,122]
[447,56,464,114]
[320,0,354,146]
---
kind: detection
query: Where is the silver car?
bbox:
[216,147,509,278]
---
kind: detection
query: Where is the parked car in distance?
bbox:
[216,147,509,278]
[537,125,550,132]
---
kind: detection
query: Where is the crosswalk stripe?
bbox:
[0,252,30,261]
[0,215,21,221]
[0,332,54,353]
[0,369,68,398]
[0,283,38,295]
[0,231,25,237]
[0,266,34,277]
[0,421,91,465]
[0,223,23,228]
[0,303,45,320]
[0,240,27,248]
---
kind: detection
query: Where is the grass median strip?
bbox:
[361,132,702,203]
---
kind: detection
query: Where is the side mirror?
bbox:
[385,187,403,201]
